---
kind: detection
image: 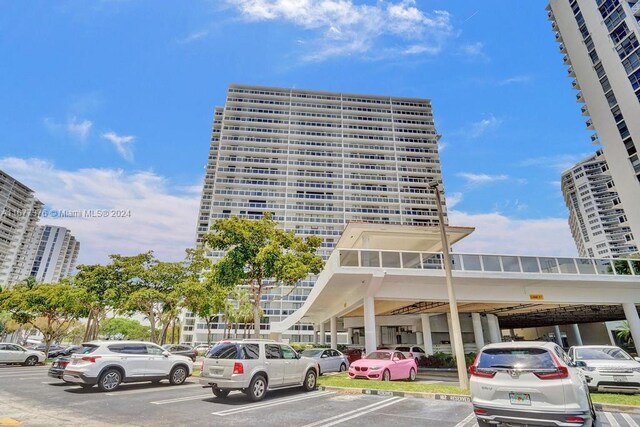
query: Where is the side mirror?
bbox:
[162,350,171,357]
[296,353,301,359]
[634,357,640,363]
[392,357,400,362]
[575,361,587,368]
[321,354,328,358]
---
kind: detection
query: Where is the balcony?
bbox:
[586,118,595,130]
[560,43,567,53]
[563,55,571,65]
[591,133,600,145]
[632,1,640,16]
[577,91,585,103]
[581,105,589,116]
[569,67,576,77]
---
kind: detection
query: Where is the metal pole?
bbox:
[430,182,469,389]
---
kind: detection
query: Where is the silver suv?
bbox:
[199,340,319,401]
[63,341,193,392]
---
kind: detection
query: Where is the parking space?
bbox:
[1,366,639,426]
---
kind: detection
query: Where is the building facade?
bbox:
[0,170,43,286]
[184,84,447,344]
[548,0,640,249]
[562,150,638,257]
[21,225,80,283]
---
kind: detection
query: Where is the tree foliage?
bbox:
[203,213,324,338]
[100,317,150,340]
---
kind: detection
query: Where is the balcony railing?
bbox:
[338,250,640,276]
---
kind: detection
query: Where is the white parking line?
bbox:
[105,383,201,396]
[621,413,639,427]
[454,413,476,427]
[301,397,406,427]
[151,394,213,405]
[0,373,47,379]
[211,391,335,416]
[604,412,621,427]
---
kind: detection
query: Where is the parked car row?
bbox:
[0,343,46,366]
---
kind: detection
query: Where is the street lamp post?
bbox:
[429,181,469,389]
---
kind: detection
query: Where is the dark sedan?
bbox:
[162,344,197,362]
[48,346,84,380]
[34,344,65,358]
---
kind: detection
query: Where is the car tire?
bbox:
[23,356,38,366]
[302,369,317,392]
[169,366,188,385]
[339,363,346,372]
[408,368,416,381]
[212,388,230,398]
[382,369,391,381]
[246,374,267,402]
[98,369,122,392]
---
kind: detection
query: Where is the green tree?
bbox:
[74,263,120,341]
[617,321,633,346]
[0,282,89,355]
[203,213,324,338]
[179,275,229,346]
[100,317,150,340]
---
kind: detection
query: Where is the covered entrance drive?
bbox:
[271,223,640,357]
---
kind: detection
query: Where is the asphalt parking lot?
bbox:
[1,365,639,427]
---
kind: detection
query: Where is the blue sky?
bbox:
[0,0,593,263]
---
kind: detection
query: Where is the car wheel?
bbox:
[98,369,122,392]
[339,363,346,372]
[212,388,230,398]
[302,369,317,392]
[23,356,38,366]
[246,375,267,402]
[382,369,391,381]
[169,366,188,385]
[408,368,416,381]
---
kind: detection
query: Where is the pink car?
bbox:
[348,350,417,381]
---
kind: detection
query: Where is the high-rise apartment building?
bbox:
[562,150,638,257]
[185,84,447,344]
[548,0,640,248]
[0,170,43,286]
[21,225,80,283]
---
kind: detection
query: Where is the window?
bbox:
[610,22,629,44]
[478,348,556,369]
[393,352,406,360]
[265,344,281,359]
[146,344,164,355]
[243,344,260,360]
[280,345,297,360]
[616,33,639,60]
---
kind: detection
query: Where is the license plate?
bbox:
[613,376,629,382]
[210,368,223,376]
[509,392,531,406]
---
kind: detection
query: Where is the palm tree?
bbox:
[233,289,254,339]
[616,321,633,345]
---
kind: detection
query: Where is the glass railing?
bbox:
[338,249,640,276]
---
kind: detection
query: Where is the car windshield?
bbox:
[162,344,172,350]
[301,350,323,357]
[575,347,632,361]
[395,347,410,352]
[478,348,556,369]
[365,351,392,360]
[207,343,240,359]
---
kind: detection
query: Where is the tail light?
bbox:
[467,353,496,378]
[60,360,70,367]
[81,356,101,363]
[565,416,584,423]
[534,352,569,380]
[233,362,244,374]
[474,408,487,415]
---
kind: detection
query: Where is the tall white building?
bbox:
[548,0,640,248]
[0,170,43,286]
[562,150,638,257]
[185,84,447,344]
[21,225,80,283]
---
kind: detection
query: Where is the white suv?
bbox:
[469,342,595,427]
[199,340,319,401]
[569,345,640,394]
[63,341,193,392]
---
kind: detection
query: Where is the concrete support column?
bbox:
[330,316,337,350]
[446,312,456,355]
[623,303,640,350]
[347,327,353,345]
[553,325,563,347]
[363,296,377,355]
[472,313,485,351]
[571,324,583,346]
[420,314,433,355]
[487,314,501,343]
[313,325,318,344]
[416,331,423,346]
[319,323,326,345]
[376,327,383,347]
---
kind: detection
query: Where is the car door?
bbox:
[393,351,411,379]
[5,344,27,363]
[319,350,332,373]
[110,344,147,378]
[265,344,285,387]
[281,345,303,385]
[330,350,342,371]
[0,344,11,363]
[146,344,174,377]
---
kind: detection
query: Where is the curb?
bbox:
[319,386,640,414]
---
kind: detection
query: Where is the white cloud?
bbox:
[0,157,201,265]
[497,75,533,86]
[467,114,502,138]
[459,41,488,61]
[227,0,454,61]
[446,191,463,209]
[43,116,93,141]
[177,30,209,44]
[449,210,577,257]
[457,172,508,187]
[102,131,135,162]
[519,153,589,172]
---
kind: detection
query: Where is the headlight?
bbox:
[370,366,381,370]
[582,366,596,372]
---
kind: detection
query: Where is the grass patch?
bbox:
[191,368,201,378]
[591,393,640,407]
[317,373,469,396]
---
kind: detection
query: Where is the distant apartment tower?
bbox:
[547,0,640,249]
[562,150,638,258]
[186,84,447,344]
[0,170,43,286]
[21,225,80,283]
